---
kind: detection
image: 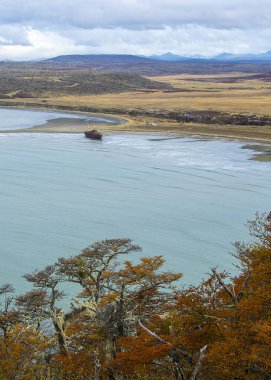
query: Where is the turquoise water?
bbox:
[0,109,271,291]
[0,107,119,131]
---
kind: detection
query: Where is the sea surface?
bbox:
[0,108,271,292]
[0,107,119,131]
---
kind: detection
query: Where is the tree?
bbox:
[56,239,181,378]
[0,283,20,340]
[1,212,271,379]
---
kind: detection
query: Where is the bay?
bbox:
[0,108,271,291]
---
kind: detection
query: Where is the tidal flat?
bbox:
[0,107,123,133]
[242,144,271,162]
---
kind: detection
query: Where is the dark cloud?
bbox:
[0,0,271,30]
[0,0,270,59]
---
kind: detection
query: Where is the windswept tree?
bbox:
[1,213,271,379]
[110,213,271,380]
[0,283,19,340]
[55,239,181,378]
[0,284,50,379]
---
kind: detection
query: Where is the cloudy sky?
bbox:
[0,0,270,60]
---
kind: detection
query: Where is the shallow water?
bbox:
[0,109,271,291]
[0,107,118,131]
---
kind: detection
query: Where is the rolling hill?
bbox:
[44,54,158,65]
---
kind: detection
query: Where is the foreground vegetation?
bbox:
[1,212,271,379]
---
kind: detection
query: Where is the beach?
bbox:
[1,103,271,144]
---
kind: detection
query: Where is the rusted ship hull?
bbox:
[84,130,103,140]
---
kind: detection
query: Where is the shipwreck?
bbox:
[84,129,103,140]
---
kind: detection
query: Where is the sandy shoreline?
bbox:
[1,105,271,148]
[0,105,271,161]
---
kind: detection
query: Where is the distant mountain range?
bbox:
[212,51,271,61]
[150,51,271,62]
[149,52,205,61]
[43,51,271,66]
[2,53,271,77]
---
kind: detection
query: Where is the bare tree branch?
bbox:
[191,345,208,380]
[138,320,187,380]
[212,269,238,305]
[138,320,170,345]
[237,271,251,301]
[212,268,250,305]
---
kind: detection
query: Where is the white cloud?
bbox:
[0,0,270,30]
[0,0,270,59]
[0,29,88,60]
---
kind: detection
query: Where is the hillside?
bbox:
[0,65,171,99]
[37,58,271,76]
[38,54,271,76]
[44,54,158,65]
[2,56,271,77]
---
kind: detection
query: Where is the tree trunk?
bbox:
[51,309,69,356]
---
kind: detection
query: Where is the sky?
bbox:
[0,0,271,60]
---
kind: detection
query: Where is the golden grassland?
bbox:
[34,72,271,114]
[149,73,271,114]
[2,72,271,141]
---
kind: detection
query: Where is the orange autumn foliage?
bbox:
[0,213,270,379]
[0,325,50,380]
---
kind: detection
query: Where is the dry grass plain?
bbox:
[32,72,271,114]
[2,72,271,141]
